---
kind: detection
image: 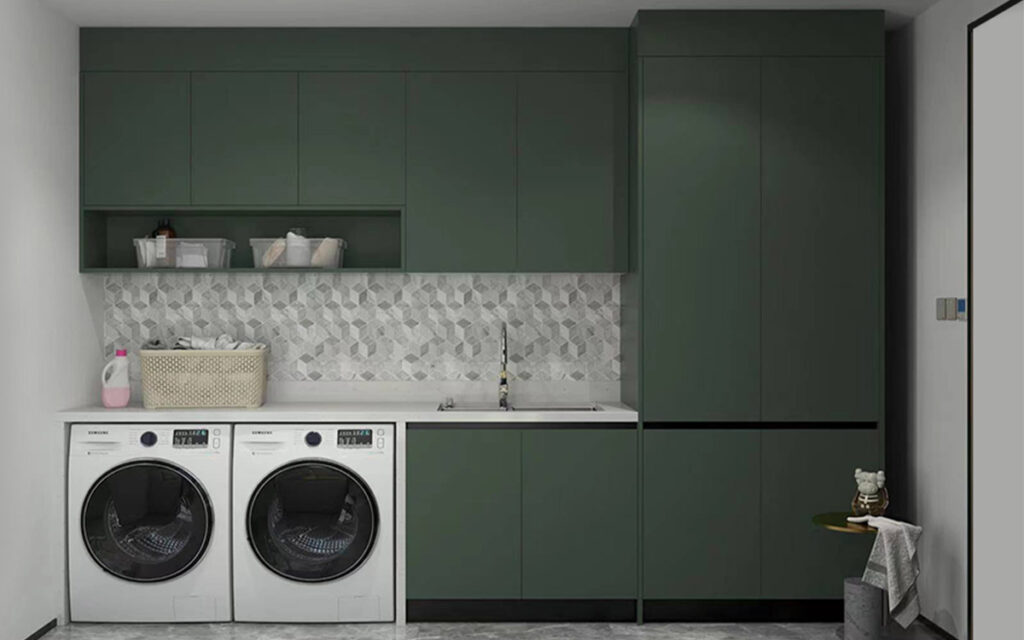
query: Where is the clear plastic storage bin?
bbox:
[250,237,346,268]
[134,238,235,269]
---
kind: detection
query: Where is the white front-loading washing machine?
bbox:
[67,424,232,622]
[233,424,394,622]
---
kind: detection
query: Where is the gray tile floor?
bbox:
[42,621,947,640]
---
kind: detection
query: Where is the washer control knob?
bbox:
[305,431,322,447]
[140,431,158,447]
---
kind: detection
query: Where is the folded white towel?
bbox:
[847,515,923,628]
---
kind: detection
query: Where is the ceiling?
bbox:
[46,0,941,29]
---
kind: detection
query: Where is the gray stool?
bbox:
[844,577,885,640]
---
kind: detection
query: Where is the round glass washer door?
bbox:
[81,460,213,583]
[247,461,379,583]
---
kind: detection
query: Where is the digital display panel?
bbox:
[173,428,209,448]
[337,429,373,448]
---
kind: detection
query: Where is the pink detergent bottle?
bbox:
[101,349,131,408]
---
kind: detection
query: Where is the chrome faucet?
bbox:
[498,322,509,410]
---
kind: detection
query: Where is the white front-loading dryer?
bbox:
[233,424,394,622]
[67,424,232,622]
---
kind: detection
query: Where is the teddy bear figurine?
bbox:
[852,468,890,517]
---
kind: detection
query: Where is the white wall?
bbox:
[0,1,103,639]
[897,0,1008,637]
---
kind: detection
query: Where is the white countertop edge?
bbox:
[57,401,638,423]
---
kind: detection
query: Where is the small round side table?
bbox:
[812,513,883,640]
[813,511,877,535]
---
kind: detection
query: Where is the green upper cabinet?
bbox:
[516,73,626,272]
[191,72,298,205]
[406,427,522,599]
[298,72,405,205]
[521,429,637,599]
[406,73,516,272]
[644,429,761,598]
[81,72,189,206]
[760,57,883,422]
[761,428,880,598]
[642,57,762,422]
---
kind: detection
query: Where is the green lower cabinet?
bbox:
[522,429,637,599]
[643,429,761,599]
[406,428,522,599]
[760,429,881,598]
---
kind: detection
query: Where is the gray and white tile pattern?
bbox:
[104,273,620,392]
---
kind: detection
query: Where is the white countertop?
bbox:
[58,401,638,424]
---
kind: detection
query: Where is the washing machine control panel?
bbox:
[337,428,374,448]
[173,428,210,448]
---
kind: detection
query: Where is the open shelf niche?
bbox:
[81,207,404,272]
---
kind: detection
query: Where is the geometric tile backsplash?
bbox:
[104,273,620,384]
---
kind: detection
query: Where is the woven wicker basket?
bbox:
[140,349,267,409]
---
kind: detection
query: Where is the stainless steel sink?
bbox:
[512,403,602,412]
[436,401,507,412]
[437,400,601,412]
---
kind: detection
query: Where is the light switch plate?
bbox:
[936,297,968,321]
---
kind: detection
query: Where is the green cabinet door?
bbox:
[82,72,189,205]
[760,57,883,422]
[642,58,761,422]
[761,428,880,598]
[516,73,627,272]
[643,429,761,598]
[406,73,516,272]
[521,429,637,599]
[191,72,298,205]
[406,428,521,599]
[299,72,405,205]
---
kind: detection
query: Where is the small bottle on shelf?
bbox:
[150,218,177,266]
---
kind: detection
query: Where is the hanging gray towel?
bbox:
[847,515,923,628]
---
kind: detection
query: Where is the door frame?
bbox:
[967,2,1024,637]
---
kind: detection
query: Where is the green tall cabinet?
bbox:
[641,57,762,422]
[82,72,190,205]
[643,429,761,599]
[760,429,880,598]
[406,428,522,599]
[631,10,886,611]
[190,72,298,205]
[636,12,884,424]
[406,73,517,272]
[760,57,883,422]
